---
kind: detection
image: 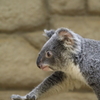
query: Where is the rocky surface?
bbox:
[88,0,100,14]
[47,0,85,15]
[23,31,46,50]
[0,0,100,91]
[0,0,47,32]
[0,34,49,89]
[0,90,97,100]
[50,15,100,40]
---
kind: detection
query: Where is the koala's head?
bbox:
[36,28,81,71]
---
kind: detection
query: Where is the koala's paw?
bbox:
[11,94,24,100]
[11,94,36,100]
[26,94,36,100]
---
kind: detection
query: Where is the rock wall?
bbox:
[0,0,100,89]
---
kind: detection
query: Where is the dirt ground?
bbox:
[0,90,97,100]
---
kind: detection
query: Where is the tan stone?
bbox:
[88,0,100,14]
[23,31,46,50]
[0,35,49,89]
[0,90,97,100]
[47,0,85,15]
[0,0,47,32]
[50,15,100,40]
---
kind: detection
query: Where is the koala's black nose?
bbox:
[36,55,41,68]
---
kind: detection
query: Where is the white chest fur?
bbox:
[66,63,87,84]
[61,63,88,90]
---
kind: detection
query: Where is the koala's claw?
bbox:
[26,95,36,100]
[11,94,22,100]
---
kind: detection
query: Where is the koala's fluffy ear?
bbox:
[44,29,55,38]
[57,28,74,45]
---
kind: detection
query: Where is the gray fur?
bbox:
[11,28,100,100]
[78,38,100,99]
[44,29,55,38]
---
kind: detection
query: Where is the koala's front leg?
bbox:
[11,71,66,100]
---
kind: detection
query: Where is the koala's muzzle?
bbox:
[36,55,53,71]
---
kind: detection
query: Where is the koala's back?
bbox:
[82,38,100,59]
[79,38,100,82]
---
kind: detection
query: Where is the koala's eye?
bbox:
[46,51,52,58]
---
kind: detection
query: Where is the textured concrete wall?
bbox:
[0,0,100,90]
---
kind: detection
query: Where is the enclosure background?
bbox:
[0,0,100,100]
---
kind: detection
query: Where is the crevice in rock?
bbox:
[0,23,47,34]
[22,35,39,51]
[44,0,52,30]
[85,0,89,15]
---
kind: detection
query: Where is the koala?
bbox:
[11,28,100,100]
